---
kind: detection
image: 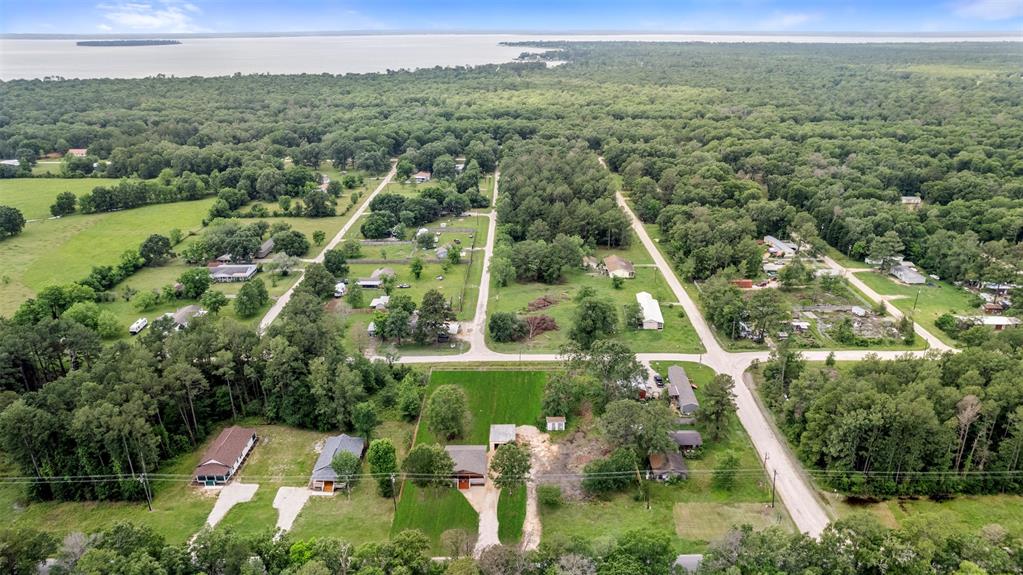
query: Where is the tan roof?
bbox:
[195,426,256,477]
[603,255,634,274]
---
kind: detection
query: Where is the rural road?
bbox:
[258,162,397,333]
[466,169,499,353]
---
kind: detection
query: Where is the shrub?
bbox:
[538,485,562,507]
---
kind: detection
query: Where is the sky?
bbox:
[1,0,1021,35]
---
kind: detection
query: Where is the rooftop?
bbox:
[311,434,365,482]
[445,445,487,476]
[489,424,516,445]
[636,291,664,324]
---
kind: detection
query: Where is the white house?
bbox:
[891,265,926,285]
[369,295,390,310]
[636,291,664,330]
[603,255,635,279]
[413,171,432,183]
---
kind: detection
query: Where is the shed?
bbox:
[603,255,635,279]
[669,430,704,450]
[256,238,275,259]
[647,452,687,481]
[489,424,516,451]
[667,366,699,414]
[310,434,365,492]
[546,416,566,432]
[445,445,487,489]
[194,426,257,486]
[636,291,664,330]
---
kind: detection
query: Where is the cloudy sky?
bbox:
[2,0,1021,34]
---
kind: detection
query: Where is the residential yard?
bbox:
[0,197,215,317]
[594,232,653,265]
[0,430,222,545]
[416,370,546,446]
[497,484,527,545]
[827,493,1023,536]
[30,160,64,175]
[852,270,979,346]
[215,424,327,537]
[487,267,703,354]
[0,177,117,219]
[346,259,482,321]
[391,482,479,554]
[542,362,790,553]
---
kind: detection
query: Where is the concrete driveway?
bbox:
[274,486,329,533]
[205,481,258,527]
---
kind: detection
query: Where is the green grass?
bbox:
[30,161,64,176]
[216,424,329,537]
[0,178,117,219]
[417,370,546,446]
[542,362,791,553]
[487,267,703,354]
[594,232,653,265]
[0,198,215,317]
[497,483,527,545]
[347,260,480,321]
[391,482,479,553]
[828,493,1023,536]
[852,270,978,346]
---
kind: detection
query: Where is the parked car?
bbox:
[129,317,148,335]
[653,374,664,387]
[398,283,411,289]
[435,275,444,280]
[333,282,347,298]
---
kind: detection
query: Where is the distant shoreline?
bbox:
[76,39,181,47]
[5,30,1020,41]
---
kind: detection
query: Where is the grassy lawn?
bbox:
[827,493,1023,536]
[0,431,223,545]
[852,270,978,346]
[0,177,117,219]
[543,362,790,553]
[0,197,215,317]
[497,483,527,545]
[391,482,479,553]
[31,161,64,175]
[594,232,653,265]
[216,424,329,537]
[417,370,546,446]
[487,267,702,354]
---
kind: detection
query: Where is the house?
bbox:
[956,315,1022,332]
[667,365,699,414]
[170,305,206,329]
[193,426,257,486]
[0,159,19,167]
[369,295,390,310]
[310,434,365,493]
[891,265,926,285]
[357,278,383,289]
[255,239,275,259]
[67,148,88,157]
[489,424,516,451]
[674,555,703,574]
[603,255,635,279]
[900,196,923,211]
[983,302,1005,315]
[445,445,487,489]
[413,171,432,183]
[763,262,786,275]
[437,321,461,343]
[582,255,600,271]
[546,416,566,432]
[791,320,811,332]
[647,452,687,481]
[211,264,257,283]
[763,235,797,258]
[636,291,664,330]
[669,430,704,450]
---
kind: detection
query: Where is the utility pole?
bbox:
[770,469,778,508]
[912,289,920,314]
[137,447,153,512]
[390,474,397,513]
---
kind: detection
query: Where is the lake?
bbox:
[1,33,1019,80]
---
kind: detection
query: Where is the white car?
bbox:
[334,282,348,298]
[129,317,149,335]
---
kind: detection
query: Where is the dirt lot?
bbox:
[522,417,609,500]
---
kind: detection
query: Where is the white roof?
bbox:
[369,295,390,308]
[489,424,516,445]
[0,159,19,166]
[957,315,1021,327]
[636,292,664,325]
[763,235,796,256]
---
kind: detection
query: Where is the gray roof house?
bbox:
[310,434,365,492]
[256,238,275,259]
[763,235,797,258]
[211,264,257,283]
[667,365,700,414]
[669,430,704,450]
[170,305,206,329]
[445,445,487,489]
[647,452,687,481]
[891,265,926,285]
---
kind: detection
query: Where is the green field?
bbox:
[487,267,703,354]
[0,177,117,219]
[542,362,790,553]
[497,483,527,545]
[390,482,479,553]
[852,270,978,346]
[828,493,1023,536]
[416,370,546,446]
[0,197,215,317]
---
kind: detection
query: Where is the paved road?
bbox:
[258,163,397,333]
